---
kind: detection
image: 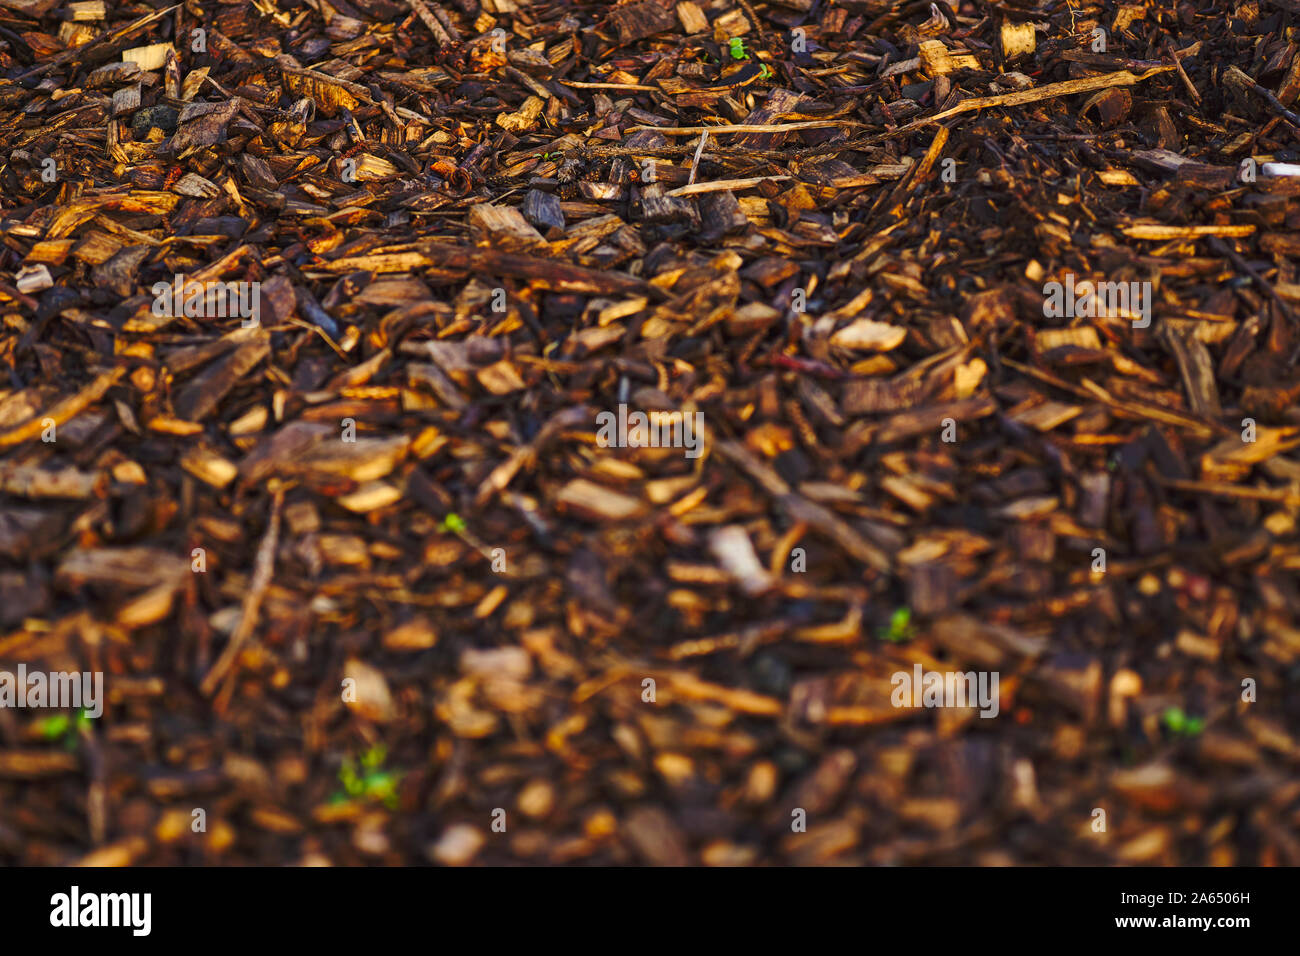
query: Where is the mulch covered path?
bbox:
[0,0,1298,865]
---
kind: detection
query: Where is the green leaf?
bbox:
[442,512,467,534]
[361,744,386,770]
[1162,707,1187,733]
[363,771,397,798]
[362,769,403,807]
[339,759,364,795]
[37,714,69,740]
[729,38,747,60]
[880,607,915,643]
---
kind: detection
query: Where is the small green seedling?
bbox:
[758,63,773,79]
[441,512,467,534]
[1162,707,1205,737]
[335,744,401,809]
[34,709,91,750]
[878,607,916,643]
[729,37,748,60]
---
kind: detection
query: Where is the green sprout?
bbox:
[758,63,773,79]
[34,709,91,750]
[1162,707,1205,737]
[441,512,467,534]
[878,607,916,644]
[729,37,748,60]
[335,744,401,809]
[37,714,69,740]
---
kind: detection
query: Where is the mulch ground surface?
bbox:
[0,0,1298,866]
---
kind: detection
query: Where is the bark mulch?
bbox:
[0,0,1298,866]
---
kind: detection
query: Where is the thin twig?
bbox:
[629,121,858,135]
[1162,39,1201,105]
[1155,476,1300,508]
[568,143,793,162]
[688,131,708,186]
[1225,66,1300,132]
[797,67,1175,156]
[429,1,462,41]
[406,0,454,47]
[201,487,285,700]
[668,175,791,195]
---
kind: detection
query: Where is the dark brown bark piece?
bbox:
[608,1,676,44]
